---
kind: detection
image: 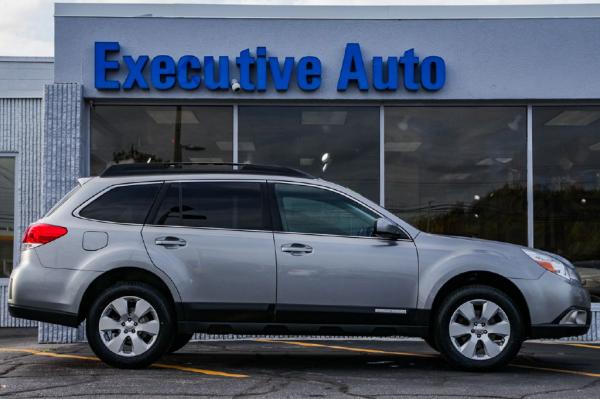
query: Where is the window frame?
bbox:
[238,105,382,203]
[531,105,600,269]
[73,181,164,226]
[89,104,235,176]
[268,180,411,241]
[0,153,17,282]
[383,105,529,246]
[145,179,272,233]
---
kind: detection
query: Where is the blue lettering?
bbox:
[122,55,149,90]
[269,57,294,91]
[399,49,419,91]
[373,56,398,91]
[204,56,230,90]
[420,56,446,91]
[177,55,201,90]
[93,42,445,93]
[151,55,176,90]
[337,43,369,91]
[256,47,267,92]
[297,56,321,91]
[94,42,120,90]
[236,49,255,91]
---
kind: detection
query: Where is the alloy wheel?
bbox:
[448,298,511,360]
[98,296,160,357]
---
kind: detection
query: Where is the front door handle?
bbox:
[281,243,313,255]
[155,236,187,248]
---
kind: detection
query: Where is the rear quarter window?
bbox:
[78,184,162,224]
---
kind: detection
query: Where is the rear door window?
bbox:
[153,182,267,230]
[79,184,162,224]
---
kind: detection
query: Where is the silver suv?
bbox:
[8,163,591,370]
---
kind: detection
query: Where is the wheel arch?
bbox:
[77,267,182,323]
[428,271,531,335]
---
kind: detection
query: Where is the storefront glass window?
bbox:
[238,106,380,202]
[533,106,600,301]
[385,107,527,245]
[0,157,15,278]
[90,105,233,175]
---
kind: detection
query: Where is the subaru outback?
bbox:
[8,163,591,370]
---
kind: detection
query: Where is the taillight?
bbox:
[22,223,68,250]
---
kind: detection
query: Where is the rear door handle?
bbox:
[281,243,313,255]
[155,236,187,248]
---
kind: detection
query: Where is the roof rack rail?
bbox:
[99,162,316,179]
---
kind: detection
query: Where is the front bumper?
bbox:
[512,271,591,339]
[529,306,592,339]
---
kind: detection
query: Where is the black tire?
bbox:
[86,282,174,369]
[424,336,438,351]
[168,333,194,353]
[434,285,524,371]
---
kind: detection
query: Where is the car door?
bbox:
[142,180,276,323]
[271,182,419,326]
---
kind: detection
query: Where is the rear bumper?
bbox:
[8,249,100,321]
[8,304,79,327]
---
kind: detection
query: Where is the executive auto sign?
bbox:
[95,42,446,93]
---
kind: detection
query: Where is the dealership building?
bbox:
[0,3,599,342]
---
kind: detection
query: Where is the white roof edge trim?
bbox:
[0,56,54,63]
[55,3,600,20]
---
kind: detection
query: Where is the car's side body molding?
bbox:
[180,302,429,325]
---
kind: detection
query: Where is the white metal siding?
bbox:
[37,83,84,342]
[0,98,44,328]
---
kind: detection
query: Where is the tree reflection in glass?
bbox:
[534,106,600,302]
[385,107,528,245]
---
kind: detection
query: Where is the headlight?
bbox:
[522,249,577,281]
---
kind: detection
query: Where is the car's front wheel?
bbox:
[168,333,194,353]
[434,285,524,370]
[86,282,174,369]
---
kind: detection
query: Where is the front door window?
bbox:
[274,183,378,237]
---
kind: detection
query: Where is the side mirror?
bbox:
[374,218,405,239]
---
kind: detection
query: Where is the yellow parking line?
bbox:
[511,364,600,378]
[152,363,247,378]
[258,340,600,378]
[0,348,98,362]
[0,347,247,378]
[567,343,600,350]
[255,339,436,358]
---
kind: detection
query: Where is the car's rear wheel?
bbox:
[434,285,524,370]
[86,282,174,369]
[168,333,194,353]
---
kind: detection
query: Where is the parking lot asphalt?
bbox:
[0,329,599,398]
